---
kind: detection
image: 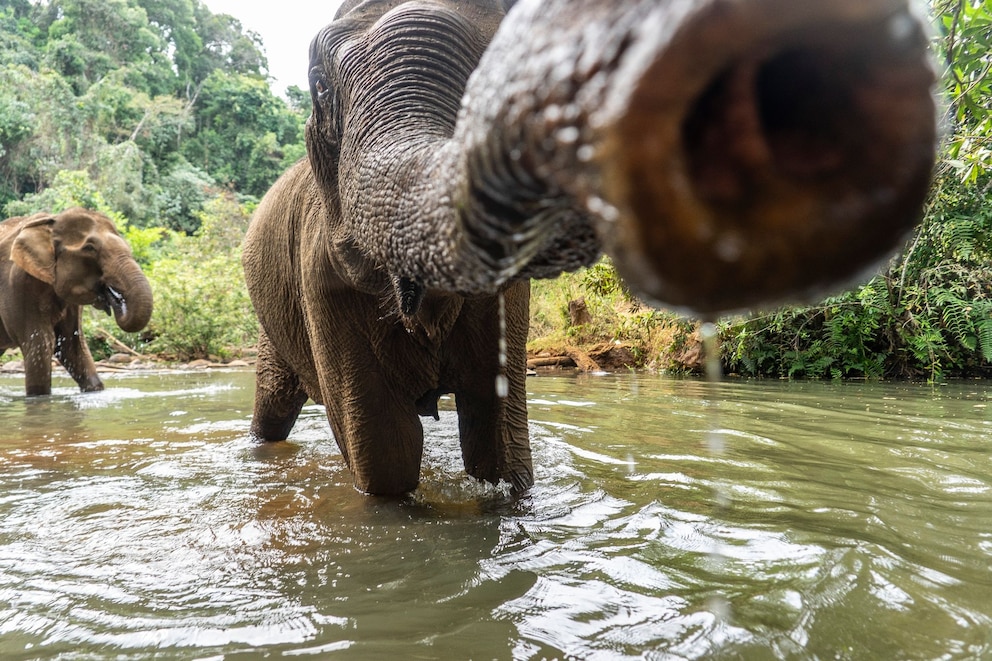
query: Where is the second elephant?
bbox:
[0,208,153,396]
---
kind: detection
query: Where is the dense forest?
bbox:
[1,0,990,379]
[0,0,305,360]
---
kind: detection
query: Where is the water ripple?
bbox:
[1,372,990,659]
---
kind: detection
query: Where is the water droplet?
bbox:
[495,374,509,399]
[555,126,580,145]
[700,322,722,382]
[887,12,915,43]
[714,232,743,262]
[496,292,508,398]
[707,595,732,624]
[577,145,596,162]
[586,196,619,222]
[705,429,725,455]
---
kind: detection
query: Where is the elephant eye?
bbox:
[309,67,330,100]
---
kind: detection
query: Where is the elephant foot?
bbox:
[248,412,306,443]
[505,466,534,494]
[349,453,422,496]
[79,377,105,392]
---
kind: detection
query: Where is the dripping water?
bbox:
[700,320,731,624]
[495,291,509,398]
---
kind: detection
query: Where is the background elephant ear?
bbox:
[11,215,57,285]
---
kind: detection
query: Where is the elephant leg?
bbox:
[250,327,309,441]
[455,374,531,491]
[54,307,103,392]
[21,328,55,397]
[322,380,426,496]
[306,292,427,495]
[449,282,533,491]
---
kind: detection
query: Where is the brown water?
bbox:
[0,369,990,659]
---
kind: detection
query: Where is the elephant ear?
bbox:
[11,215,57,285]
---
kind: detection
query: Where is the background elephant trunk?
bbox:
[102,254,153,333]
[458,0,937,314]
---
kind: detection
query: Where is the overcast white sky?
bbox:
[199,0,345,96]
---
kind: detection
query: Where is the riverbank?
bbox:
[2,322,705,377]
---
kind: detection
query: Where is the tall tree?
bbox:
[181,70,302,196]
[40,0,171,94]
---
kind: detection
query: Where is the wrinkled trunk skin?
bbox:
[327,0,936,316]
[102,253,153,333]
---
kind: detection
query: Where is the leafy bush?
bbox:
[156,162,216,234]
[84,194,257,362]
[139,196,257,361]
[141,250,256,361]
[528,257,694,370]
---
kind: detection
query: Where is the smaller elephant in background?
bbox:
[0,208,153,396]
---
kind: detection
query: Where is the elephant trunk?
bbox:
[334,0,936,315]
[102,254,153,333]
[464,0,937,314]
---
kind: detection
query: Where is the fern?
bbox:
[933,287,978,351]
[944,216,977,262]
[973,301,992,362]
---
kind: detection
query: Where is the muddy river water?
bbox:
[0,369,990,659]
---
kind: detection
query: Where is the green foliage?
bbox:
[141,195,257,360]
[141,249,256,361]
[529,257,693,370]
[155,161,216,233]
[580,257,634,301]
[932,0,992,183]
[6,169,115,217]
[0,0,303,213]
[180,70,304,196]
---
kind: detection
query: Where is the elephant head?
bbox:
[10,208,153,333]
[307,0,936,315]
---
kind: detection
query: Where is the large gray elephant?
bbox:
[243,0,936,495]
[0,208,153,396]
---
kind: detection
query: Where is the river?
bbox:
[1,369,990,659]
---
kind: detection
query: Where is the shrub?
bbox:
[84,195,257,362]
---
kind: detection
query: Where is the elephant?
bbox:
[242,0,936,495]
[0,208,153,396]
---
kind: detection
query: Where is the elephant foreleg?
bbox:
[21,328,55,397]
[319,365,426,496]
[450,283,533,492]
[251,327,309,441]
[54,308,103,393]
[455,372,532,492]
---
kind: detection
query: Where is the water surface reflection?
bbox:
[0,370,990,659]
